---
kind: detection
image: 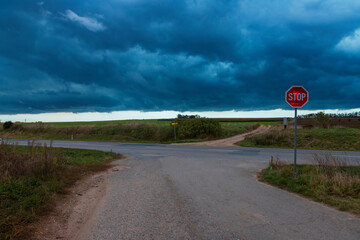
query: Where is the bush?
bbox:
[3,121,13,130]
[177,118,222,139]
[314,112,330,128]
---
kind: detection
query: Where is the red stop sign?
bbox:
[285,86,309,108]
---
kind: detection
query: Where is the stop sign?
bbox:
[285,86,309,108]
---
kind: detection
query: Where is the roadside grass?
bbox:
[0,141,121,240]
[0,121,266,144]
[237,127,360,151]
[260,155,360,215]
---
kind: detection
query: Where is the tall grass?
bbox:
[0,140,66,180]
[0,141,120,240]
[262,154,360,214]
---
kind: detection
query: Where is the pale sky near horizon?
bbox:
[1,108,359,123]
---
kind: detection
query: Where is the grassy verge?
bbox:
[237,127,360,151]
[260,155,360,215]
[0,141,121,240]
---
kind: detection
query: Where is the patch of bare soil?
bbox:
[29,164,130,240]
[177,125,272,147]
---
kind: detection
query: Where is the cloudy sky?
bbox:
[1,0,360,120]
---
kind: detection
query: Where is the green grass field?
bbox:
[0,143,121,240]
[238,127,360,151]
[42,118,280,127]
[48,119,172,127]
[0,119,280,143]
[261,156,360,215]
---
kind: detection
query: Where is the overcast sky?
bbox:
[1,0,360,119]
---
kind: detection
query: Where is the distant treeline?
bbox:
[300,111,360,118]
[177,114,201,119]
[158,115,282,123]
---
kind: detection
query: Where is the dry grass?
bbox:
[261,154,360,215]
[247,128,292,146]
[0,140,66,180]
[269,156,288,170]
[0,141,121,240]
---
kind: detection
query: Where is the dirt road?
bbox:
[177,124,272,146]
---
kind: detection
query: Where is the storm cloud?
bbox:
[1,0,360,114]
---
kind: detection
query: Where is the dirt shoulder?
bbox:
[29,163,130,240]
[176,125,272,147]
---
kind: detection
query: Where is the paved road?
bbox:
[8,139,360,239]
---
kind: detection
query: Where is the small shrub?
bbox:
[314,112,330,128]
[3,121,13,130]
[178,118,222,139]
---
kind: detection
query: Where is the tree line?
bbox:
[300,111,360,118]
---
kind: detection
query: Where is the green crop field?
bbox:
[0,118,280,144]
[238,127,360,151]
[44,119,172,127]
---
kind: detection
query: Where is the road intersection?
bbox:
[9,139,360,240]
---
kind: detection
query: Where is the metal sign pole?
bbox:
[294,108,297,176]
[286,86,308,177]
[173,123,177,142]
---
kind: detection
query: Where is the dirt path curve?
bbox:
[176,124,272,147]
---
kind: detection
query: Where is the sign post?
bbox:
[285,86,309,176]
[283,117,288,129]
[171,122,178,142]
[294,108,297,175]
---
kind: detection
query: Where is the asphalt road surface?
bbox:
[8,139,360,240]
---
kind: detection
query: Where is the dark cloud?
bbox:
[1,0,360,114]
